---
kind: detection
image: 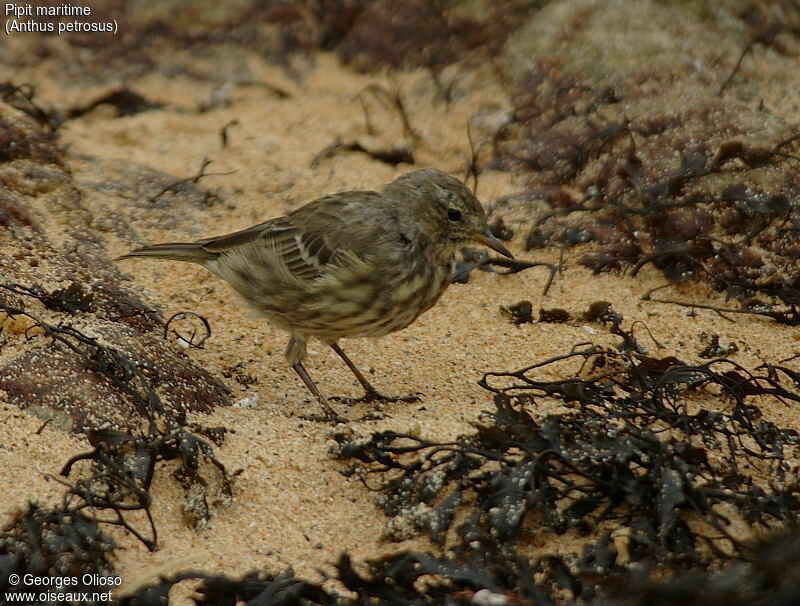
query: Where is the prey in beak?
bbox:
[470,230,514,259]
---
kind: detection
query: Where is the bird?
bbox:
[118,168,513,421]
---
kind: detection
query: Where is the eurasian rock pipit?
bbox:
[119,169,512,421]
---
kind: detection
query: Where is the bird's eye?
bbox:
[447,208,463,222]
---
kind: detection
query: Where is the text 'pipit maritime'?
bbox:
[119,169,513,421]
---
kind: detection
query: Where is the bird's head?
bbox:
[384,169,513,259]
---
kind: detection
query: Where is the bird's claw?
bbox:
[301,407,349,424]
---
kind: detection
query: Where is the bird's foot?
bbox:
[302,405,349,424]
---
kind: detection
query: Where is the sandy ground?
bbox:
[1,13,800,602]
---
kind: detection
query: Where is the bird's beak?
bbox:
[470,230,514,259]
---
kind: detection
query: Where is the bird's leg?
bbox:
[291,362,347,423]
[329,342,421,404]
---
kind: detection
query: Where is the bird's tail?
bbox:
[116,242,217,264]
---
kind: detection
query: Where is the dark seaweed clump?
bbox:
[328,312,800,603]
[112,532,800,605]
[492,55,800,323]
[9,283,798,603]
[0,290,231,599]
[110,322,800,605]
[0,419,230,603]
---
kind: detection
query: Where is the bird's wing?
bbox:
[195,192,379,283]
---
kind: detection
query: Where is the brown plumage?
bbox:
[119,168,512,421]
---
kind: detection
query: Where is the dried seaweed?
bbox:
[61,423,230,545]
[0,424,230,603]
[113,528,800,605]
[0,82,57,131]
[0,280,227,422]
[0,502,116,598]
[0,292,230,603]
[500,300,534,325]
[719,2,800,96]
[2,281,93,314]
[115,550,532,605]
[697,332,739,359]
[219,118,239,148]
[148,158,232,205]
[0,296,170,426]
[333,314,800,599]
[336,0,527,73]
[538,307,571,324]
[604,529,800,606]
[164,311,212,349]
[310,138,414,168]
[0,113,61,164]
[642,289,800,327]
[65,88,163,119]
[493,57,800,319]
[0,283,230,544]
[453,248,556,294]
[357,84,421,142]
